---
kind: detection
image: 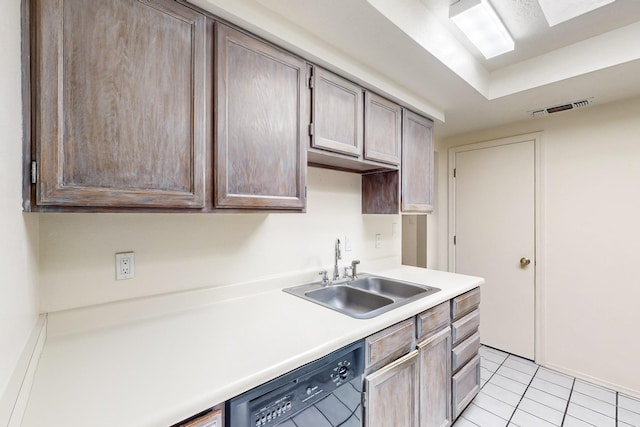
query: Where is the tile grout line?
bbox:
[569,392,618,419]
[479,352,510,391]
[560,377,576,426]
[506,365,540,425]
[459,410,482,427]
[474,352,513,425]
[474,347,635,427]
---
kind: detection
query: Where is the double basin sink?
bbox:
[284,275,440,319]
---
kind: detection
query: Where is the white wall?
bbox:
[402,215,427,268]
[39,167,401,312]
[0,0,40,400]
[438,96,640,395]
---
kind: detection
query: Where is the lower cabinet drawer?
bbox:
[451,309,479,346]
[452,331,480,373]
[451,287,480,320]
[416,301,450,341]
[366,318,415,370]
[452,355,480,420]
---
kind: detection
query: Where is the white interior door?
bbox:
[450,137,535,359]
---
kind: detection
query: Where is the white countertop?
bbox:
[20,266,483,427]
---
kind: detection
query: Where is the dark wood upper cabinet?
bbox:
[215,24,308,210]
[30,0,210,208]
[362,171,399,215]
[310,67,363,157]
[362,109,434,214]
[402,109,434,212]
[26,0,430,214]
[364,92,401,166]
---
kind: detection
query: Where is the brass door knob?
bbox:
[520,257,531,267]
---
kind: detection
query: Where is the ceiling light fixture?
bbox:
[449,0,514,59]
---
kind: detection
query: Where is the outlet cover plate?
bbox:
[344,235,352,252]
[116,252,135,280]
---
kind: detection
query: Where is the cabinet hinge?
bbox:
[309,123,314,136]
[31,161,38,184]
[305,186,307,199]
[453,235,457,245]
[308,75,314,89]
[453,168,456,178]
[362,392,367,408]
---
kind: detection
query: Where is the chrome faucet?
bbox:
[350,259,360,279]
[333,238,342,280]
[318,270,330,286]
[342,260,361,280]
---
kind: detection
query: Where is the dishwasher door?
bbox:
[276,375,362,427]
[227,340,364,427]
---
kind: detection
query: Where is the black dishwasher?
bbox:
[226,340,364,427]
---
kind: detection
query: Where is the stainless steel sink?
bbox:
[284,274,441,319]
[349,276,428,299]
[305,286,394,316]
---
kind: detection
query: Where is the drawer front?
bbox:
[416,301,450,341]
[451,309,480,346]
[452,331,480,373]
[451,287,480,320]
[366,318,415,369]
[178,409,222,427]
[452,355,480,420]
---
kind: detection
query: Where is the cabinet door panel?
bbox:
[34,0,208,207]
[418,327,452,427]
[216,24,307,209]
[364,350,419,427]
[452,355,481,420]
[401,109,434,212]
[312,67,363,157]
[364,92,401,165]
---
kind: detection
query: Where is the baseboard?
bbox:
[544,361,640,400]
[0,315,47,427]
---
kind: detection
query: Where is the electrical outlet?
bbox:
[115,252,135,280]
[344,235,352,252]
[375,234,381,249]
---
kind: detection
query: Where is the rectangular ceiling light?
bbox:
[537,0,616,27]
[449,0,514,59]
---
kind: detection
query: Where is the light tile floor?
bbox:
[453,346,640,427]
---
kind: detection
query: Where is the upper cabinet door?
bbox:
[215,24,308,209]
[401,109,434,212]
[33,0,209,208]
[311,67,363,157]
[364,92,401,165]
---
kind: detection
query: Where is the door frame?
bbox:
[447,132,546,363]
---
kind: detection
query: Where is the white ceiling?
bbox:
[191,0,640,137]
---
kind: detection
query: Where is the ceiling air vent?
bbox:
[529,97,594,118]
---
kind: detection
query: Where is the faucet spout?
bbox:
[333,238,342,280]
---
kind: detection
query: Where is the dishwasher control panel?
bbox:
[227,340,365,427]
[251,355,357,426]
